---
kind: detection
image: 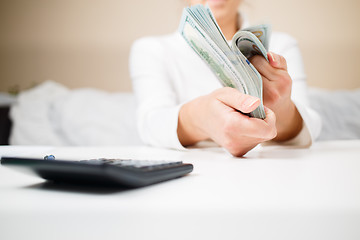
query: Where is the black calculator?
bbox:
[0,156,193,188]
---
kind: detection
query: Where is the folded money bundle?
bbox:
[178,4,271,119]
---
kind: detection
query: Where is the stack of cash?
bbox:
[178,4,271,119]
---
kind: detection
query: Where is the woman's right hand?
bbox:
[177,87,277,157]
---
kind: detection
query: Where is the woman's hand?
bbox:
[250,52,303,141]
[177,87,277,157]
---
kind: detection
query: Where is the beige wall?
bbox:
[1,0,359,93]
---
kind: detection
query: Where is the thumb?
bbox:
[215,87,260,113]
[267,52,287,71]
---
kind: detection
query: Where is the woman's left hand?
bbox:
[250,52,303,141]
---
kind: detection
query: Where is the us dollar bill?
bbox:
[178,4,270,119]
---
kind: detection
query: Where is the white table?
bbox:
[1,141,360,240]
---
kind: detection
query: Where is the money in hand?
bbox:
[178,4,271,119]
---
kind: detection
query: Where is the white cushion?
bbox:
[10,81,142,146]
[309,88,360,140]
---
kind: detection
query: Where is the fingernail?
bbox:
[269,52,275,62]
[244,96,259,109]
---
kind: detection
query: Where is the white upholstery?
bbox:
[9,81,360,146]
[309,88,360,140]
[10,81,142,146]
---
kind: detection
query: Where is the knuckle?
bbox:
[273,92,281,103]
[279,72,292,85]
[266,88,281,104]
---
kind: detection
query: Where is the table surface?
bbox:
[1,141,360,240]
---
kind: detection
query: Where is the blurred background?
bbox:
[1,0,360,93]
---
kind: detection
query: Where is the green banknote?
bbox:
[179,4,271,119]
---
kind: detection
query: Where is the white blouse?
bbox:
[129,21,322,150]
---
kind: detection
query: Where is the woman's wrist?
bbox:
[273,101,303,142]
[177,97,209,146]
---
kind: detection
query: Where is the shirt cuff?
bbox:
[138,104,187,151]
[262,121,311,147]
[262,101,321,148]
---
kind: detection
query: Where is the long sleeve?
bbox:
[129,31,322,150]
[129,37,185,149]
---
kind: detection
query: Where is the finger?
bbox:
[263,106,276,130]
[214,87,260,113]
[229,106,277,140]
[268,52,287,71]
[247,106,277,139]
[250,55,278,81]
